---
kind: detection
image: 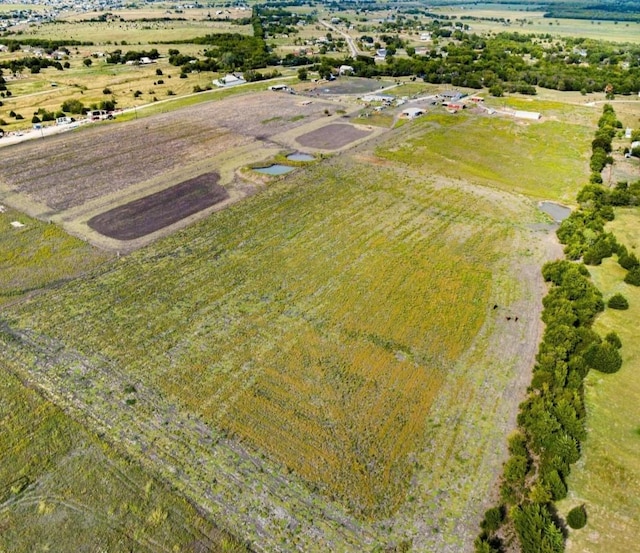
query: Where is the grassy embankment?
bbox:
[560,209,640,553]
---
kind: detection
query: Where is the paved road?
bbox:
[319,20,359,58]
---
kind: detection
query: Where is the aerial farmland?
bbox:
[1,1,639,552]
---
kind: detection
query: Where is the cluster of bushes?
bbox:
[556,105,640,289]
[475,258,621,552]
[31,107,55,124]
[0,38,89,52]
[0,57,63,74]
[105,49,161,65]
[589,104,621,182]
[558,182,640,283]
[475,104,630,553]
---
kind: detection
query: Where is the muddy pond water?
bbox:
[286,153,315,162]
[539,201,571,222]
[254,164,295,175]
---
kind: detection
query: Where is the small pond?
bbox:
[539,201,571,222]
[254,164,295,175]
[286,153,315,162]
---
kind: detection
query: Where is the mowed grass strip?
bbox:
[0,367,246,553]
[8,156,514,517]
[0,207,111,305]
[377,111,592,202]
[560,207,640,553]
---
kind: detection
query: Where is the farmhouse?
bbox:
[402,107,424,119]
[213,73,247,87]
[439,90,464,101]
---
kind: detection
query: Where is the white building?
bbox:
[213,73,247,87]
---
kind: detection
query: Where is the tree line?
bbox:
[475,104,635,553]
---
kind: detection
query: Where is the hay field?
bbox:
[1,118,558,551]
[15,17,251,45]
[377,110,592,203]
[429,7,640,42]
[559,208,640,553]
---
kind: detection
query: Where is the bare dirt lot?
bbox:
[0,91,377,249]
[87,173,227,240]
[0,92,332,212]
[296,123,372,150]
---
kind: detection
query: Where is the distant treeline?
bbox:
[544,1,640,22]
[0,38,91,50]
[0,57,63,74]
[316,32,640,95]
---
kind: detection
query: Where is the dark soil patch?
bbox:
[88,173,227,240]
[296,124,371,150]
[309,77,393,95]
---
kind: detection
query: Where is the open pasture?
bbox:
[377,110,593,203]
[2,129,558,550]
[0,205,111,306]
[430,6,640,42]
[15,15,251,45]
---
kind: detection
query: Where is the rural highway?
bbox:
[319,20,359,58]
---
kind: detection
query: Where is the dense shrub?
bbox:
[480,506,505,533]
[619,252,639,271]
[624,267,640,286]
[585,342,622,374]
[566,504,587,530]
[607,293,629,310]
[512,503,564,553]
[604,331,622,349]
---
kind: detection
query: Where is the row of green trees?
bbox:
[475,104,631,553]
[0,56,64,75]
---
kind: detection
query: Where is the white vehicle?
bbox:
[88,110,114,121]
[56,116,75,126]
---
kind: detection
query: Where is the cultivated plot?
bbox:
[0,91,362,249]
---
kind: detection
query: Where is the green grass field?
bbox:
[430,7,640,43]
[377,110,592,203]
[559,208,640,553]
